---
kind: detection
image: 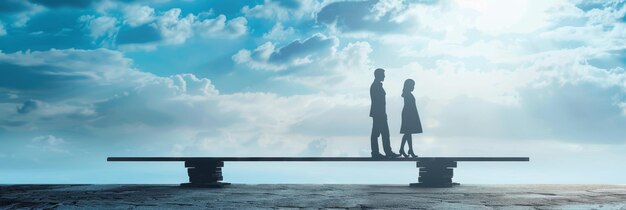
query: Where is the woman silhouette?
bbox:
[399,79,422,158]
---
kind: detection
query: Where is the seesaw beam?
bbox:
[107,157,529,188]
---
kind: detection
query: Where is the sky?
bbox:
[1,0,626,185]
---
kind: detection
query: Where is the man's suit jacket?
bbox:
[370,81,387,119]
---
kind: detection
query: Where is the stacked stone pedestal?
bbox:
[410,159,459,188]
[180,160,230,188]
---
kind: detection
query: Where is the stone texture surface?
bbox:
[1,184,626,209]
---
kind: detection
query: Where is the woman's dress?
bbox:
[400,93,423,134]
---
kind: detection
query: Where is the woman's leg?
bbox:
[400,134,407,153]
[407,134,415,155]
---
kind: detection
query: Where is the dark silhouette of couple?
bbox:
[370,68,422,158]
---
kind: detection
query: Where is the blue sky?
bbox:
[1,0,626,185]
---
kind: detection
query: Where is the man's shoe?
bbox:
[371,152,385,158]
[384,152,401,158]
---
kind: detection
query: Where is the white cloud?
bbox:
[170,73,219,96]
[0,48,151,107]
[242,0,321,21]
[262,23,295,40]
[233,33,338,71]
[224,16,248,37]
[154,9,248,44]
[243,1,287,20]
[78,6,248,50]
[235,37,374,97]
[156,8,195,45]
[194,15,248,38]
[79,15,119,42]
[0,48,138,79]
[317,0,418,35]
[0,47,371,158]
[368,0,407,21]
[122,4,155,27]
[232,42,281,70]
[193,14,226,34]
[538,4,626,51]
[0,48,224,133]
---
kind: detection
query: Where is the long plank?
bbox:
[107,157,529,162]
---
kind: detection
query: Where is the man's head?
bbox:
[374,68,385,81]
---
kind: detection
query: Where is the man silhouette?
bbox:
[370,68,400,158]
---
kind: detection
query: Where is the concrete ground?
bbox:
[1,184,626,209]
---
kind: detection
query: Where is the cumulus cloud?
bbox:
[316,0,415,34]
[540,2,626,51]
[113,8,248,50]
[368,0,408,21]
[0,48,220,102]
[233,33,338,71]
[155,9,248,43]
[121,4,155,27]
[0,49,239,136]
[234,38,374,98]
[79,15,119,42]
[194,15,248,38]
[242,0,320,21]
[65,3,250,50]
[0,48,150,101]
[170,74,219,96]
[155,8,194,45]
[0,48,224,133]
[262,23,295,40]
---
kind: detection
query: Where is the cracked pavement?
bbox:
[1,184,626,209]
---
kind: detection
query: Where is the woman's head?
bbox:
[402,79,415,96]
